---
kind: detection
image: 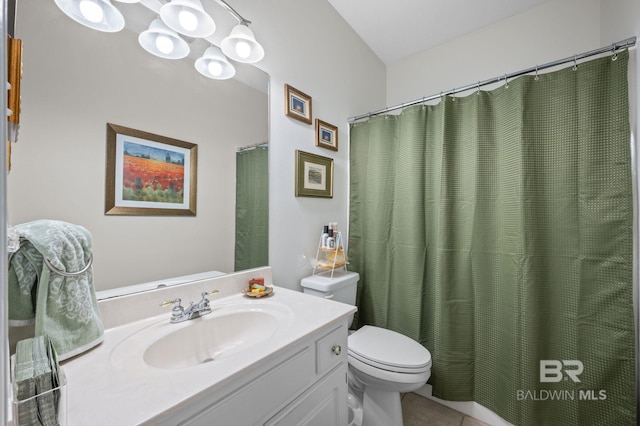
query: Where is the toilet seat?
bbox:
[348,326,431,374]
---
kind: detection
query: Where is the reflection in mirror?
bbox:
[235,142,268,271]
[8,0,269,297]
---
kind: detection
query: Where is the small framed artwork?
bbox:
[315,119,338,151]
[105,123,198,216]
[295,150,333,198]
[285,84,312,124]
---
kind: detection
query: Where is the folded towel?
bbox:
[14,338,38,425]
[9,220,104,360]
[33,337,58,426]
[14,336,62,426]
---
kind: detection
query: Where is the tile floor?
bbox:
[401,392,490,426]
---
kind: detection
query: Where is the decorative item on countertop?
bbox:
[242,277,274,298]
[12,335,66,426]
[8,220,104,361]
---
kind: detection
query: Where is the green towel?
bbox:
[33,337,57,426]
[9,220,104,360]
[15,339,38,425]
[14,336,62,426]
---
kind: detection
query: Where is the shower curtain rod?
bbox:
[349,36,637,123]
[237,141,268,152]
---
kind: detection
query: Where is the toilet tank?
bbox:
[300,271,360,306]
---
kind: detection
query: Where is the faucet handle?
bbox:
[160,298,182,308]
[198,291,218,313]
[161,298,186,322]
[199,290,218,302]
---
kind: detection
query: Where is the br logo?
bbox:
[540,360,584,383]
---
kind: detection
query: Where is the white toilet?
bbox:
[301,271,432,426]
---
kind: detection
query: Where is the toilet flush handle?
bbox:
[324,293,334,299]
[332,345,342,355]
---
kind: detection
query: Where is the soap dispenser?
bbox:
[321,225,329,248]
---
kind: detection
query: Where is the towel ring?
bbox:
[44,254,93,277]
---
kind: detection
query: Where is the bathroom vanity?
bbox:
[61,267,355,425]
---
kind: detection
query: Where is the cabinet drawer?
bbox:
[316,324,347,375]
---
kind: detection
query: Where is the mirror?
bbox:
[7,1,269,296]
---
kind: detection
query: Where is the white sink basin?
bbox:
[110,301,294,370]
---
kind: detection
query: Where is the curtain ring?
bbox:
[476,81,480,95]
[534,65,539,81]
[451,88,456,101]
[504,74,509,89]
[573,54,578,71]
[611,45,618,61]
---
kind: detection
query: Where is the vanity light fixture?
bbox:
[54,0,125,32]
[160,0,216,38]
[138,19,190,60]
[195,46,236,80]
[54,0,266,81]
[221,22,264,64]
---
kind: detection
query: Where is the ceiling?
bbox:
[327,0,548,65]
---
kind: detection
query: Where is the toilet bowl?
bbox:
[347,386,363,426]
[300,272,431,426]
[347,325,431,426]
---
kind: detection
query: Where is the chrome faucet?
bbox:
[161,290,219,323]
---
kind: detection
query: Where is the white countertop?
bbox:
[62,281,355,425]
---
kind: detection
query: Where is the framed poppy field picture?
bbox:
[105,123,197,216]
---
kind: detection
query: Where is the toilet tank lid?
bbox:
[300,271,360,291]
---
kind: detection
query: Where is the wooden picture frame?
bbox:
[315,119,338,151]
[285,84,312,124]
[295,150,333,198]
[7,35,23,170]
[105,123,197,216]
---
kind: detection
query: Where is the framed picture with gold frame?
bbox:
[315,119,338,151]
[295,150,333,198]
[105,123,198,216]
[285,84,312,124]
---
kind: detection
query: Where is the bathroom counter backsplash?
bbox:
[60,266,356,425]
[97,267,273,329]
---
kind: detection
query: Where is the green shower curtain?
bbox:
[348,51,635,425]
[235,145,268,271]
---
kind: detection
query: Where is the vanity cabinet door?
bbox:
[265,363,348,426]
[174,346,315,426]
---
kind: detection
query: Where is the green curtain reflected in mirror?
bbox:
[235,144,269,271]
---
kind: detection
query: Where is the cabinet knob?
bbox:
[332,345,342,355]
